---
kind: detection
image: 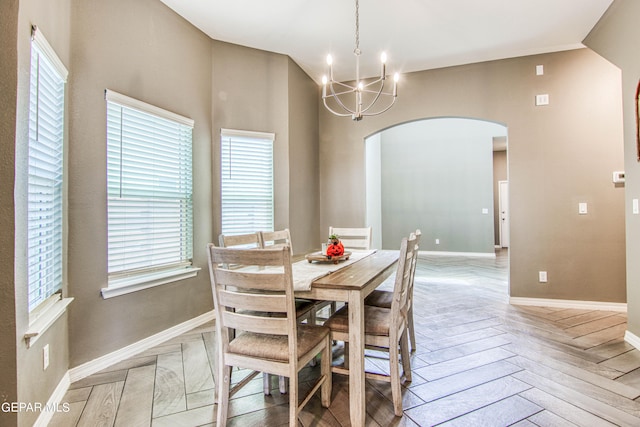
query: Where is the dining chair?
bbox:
[261,228,336,328]
[324,232,418,416]
[365,229,421,351]
[218,232,263,269]
[207,245,332,426]
[259,228,320,392]
[261,228,293,253]
[329,226,372,251]
[218,231,316,395]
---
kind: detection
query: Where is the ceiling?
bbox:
[158,0,613,83]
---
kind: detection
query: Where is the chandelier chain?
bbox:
[354,0,360,55]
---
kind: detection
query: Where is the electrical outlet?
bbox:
[435,239,440,245]
[538,271,548,283]
[43,344,50,370]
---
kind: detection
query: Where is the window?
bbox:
[104,90,197,298]
[27,27,67,313]
[220,129,274,235]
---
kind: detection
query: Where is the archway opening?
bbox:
[365,117,508,255]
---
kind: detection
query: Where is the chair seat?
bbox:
[364,289,393,308]
[324,305,391,336]
[229,325,330,362]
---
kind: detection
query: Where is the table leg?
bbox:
[348,290,366,426]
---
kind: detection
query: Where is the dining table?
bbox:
[295,249,399,426]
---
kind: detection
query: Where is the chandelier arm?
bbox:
[322,97,354,117]
[360,87,385,114]
[328,81,358,115]
[361,89,395,96]
[330,80,357,92]
[361,96,397,117]
[325,88,356,97]
[362,77,384,88]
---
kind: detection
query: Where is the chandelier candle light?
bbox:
[322,0,399,121]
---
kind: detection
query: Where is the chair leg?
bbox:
[343,341,349,369]
[408,305,417,352]
[263,373,271,395]
[279,375,288,394]
[389,338,403,417]
[288,372,299,427]
[216,365,231,426]
[400,330,412,383]
[321,336,332,408]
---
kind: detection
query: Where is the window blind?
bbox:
[27,27,67,312]
[220,129,274,236]
[106,91,194,281]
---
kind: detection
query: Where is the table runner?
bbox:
[291,250,376,291]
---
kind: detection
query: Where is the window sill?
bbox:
[25,297,74,348]
[101,266,201,299]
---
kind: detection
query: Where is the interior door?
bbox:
[498,180,509,248]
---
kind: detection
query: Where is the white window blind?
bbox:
[27,27,67,312]
[221,129,274,235]
[106,90,194,284]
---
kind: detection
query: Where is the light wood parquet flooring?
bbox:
[50,249,640,426]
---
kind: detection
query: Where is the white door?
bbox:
[498,180,510,248]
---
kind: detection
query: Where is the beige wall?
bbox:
[210,42,320,256]
[211,40,290,241]
[584,0,640,334]
[65,0,215,367]
[320,48,626,303]
[287,58,321,254]
[8,0,321,386]
[1,1,18,425]
[13,1,73,425]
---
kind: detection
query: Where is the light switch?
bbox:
[482,208,489,214]
[633,199,639,215]
[536,65,544,76]
[578,202,588,215]
[535,94,549,106]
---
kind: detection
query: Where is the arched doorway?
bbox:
[365,117,508,255]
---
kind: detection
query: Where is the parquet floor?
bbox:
[50,250,640,426]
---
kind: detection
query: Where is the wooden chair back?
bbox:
[390,232,419,331]
[207,244,332,426]
[261,229,293,254]
[207,245,298,364]
[218,231,263,269]
[218,231,262,249]
[329,226,372,250]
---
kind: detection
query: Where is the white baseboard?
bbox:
[69,310,215,382]
[419,250,496,258]
[509,297,627,312]
[625,330,640,350]
[33,372,70,427]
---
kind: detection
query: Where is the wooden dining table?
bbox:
[295,249,399,426]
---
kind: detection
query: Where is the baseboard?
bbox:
[33,372,70,427]
[419,250,496,258]
[625,330,640,350]
[69,310,215,382]
[509,297,627,312]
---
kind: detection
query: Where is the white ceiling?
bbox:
[158,0,613,83]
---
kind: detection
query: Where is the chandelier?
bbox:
[322,0,399,121]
